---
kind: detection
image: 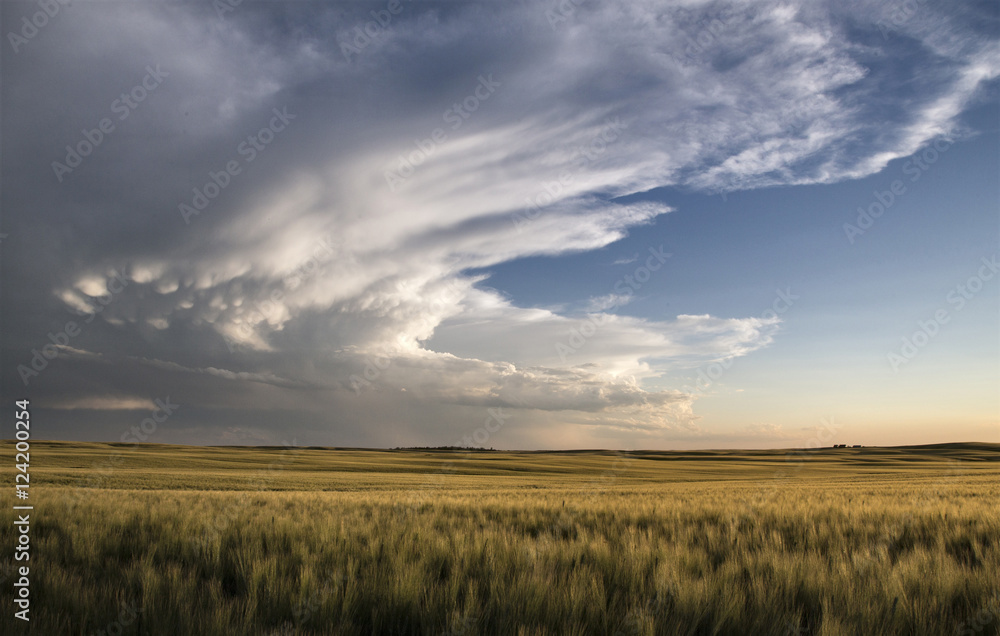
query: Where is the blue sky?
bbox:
[463,105,999,446]
[2,0,997,448]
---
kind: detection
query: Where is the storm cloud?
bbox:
[2,0,996,447]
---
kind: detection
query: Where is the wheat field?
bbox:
[1,441,997,635]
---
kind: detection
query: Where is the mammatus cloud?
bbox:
[2,0,997,446]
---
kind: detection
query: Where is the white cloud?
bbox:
[47,396,156,411]
[587,294,633,312]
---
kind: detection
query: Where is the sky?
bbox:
[1,0,997,450]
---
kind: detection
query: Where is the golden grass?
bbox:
[1,441,997,635]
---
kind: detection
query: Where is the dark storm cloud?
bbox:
[2,0,996,446]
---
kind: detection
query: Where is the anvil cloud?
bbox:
[1,0,996,448]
